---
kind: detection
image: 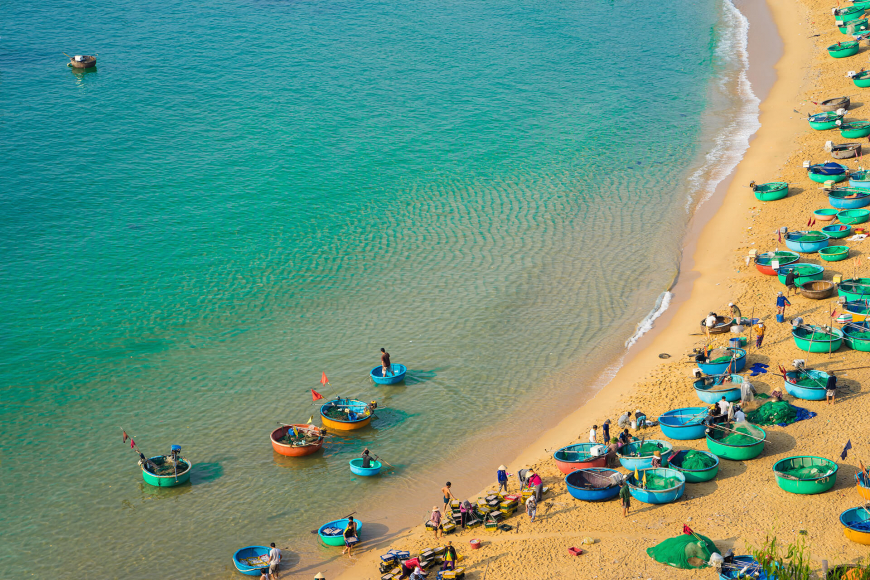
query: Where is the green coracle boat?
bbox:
[792,325,844,352]
[838,208,870,224]
[706,424,766,461]
[809,111,845,130]
[776,263,824,286]
[829,41,861,58]
[840,18,870,33]
[820,245,850,261]
[840,278,870,301]
[668,450,720,483]
[836,6,866,21]
[751,181,788,201]
[842,121,870,138]
[853,70,870,88]
[142,455,192,487]
[851,1,870,11]
[844,322,870,351]
[773,456,838,495]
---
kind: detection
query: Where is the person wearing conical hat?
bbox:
[496,464,509,493]
[651,450,662,468]
[314,574,325,580]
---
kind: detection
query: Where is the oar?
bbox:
[310,512,357,534]
[372,454,395,469]
[708,424,769,443]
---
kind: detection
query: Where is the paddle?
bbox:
[310,512,356,534]
[707,423,768,443]
[372,454,395,469]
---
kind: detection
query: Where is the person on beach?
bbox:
[754,320,765,348]
[602,419,611,443]
[342,517,358,557]
[441,542,457,571]
[260,571,270,580]
[525,494,537,523]
[827,371,838,405]
[267,543,281,579]
[314,574,325,580]
[784,271,798,296]
[740,379,756,406]
[651,450,662,468]
[517,467,531,488]
[705,312,718,338]
[428,506,443,539]
[734,407,746,422]
[380,348,392,377]
[441,482,456,513]
[496,465,509,493]
[619,428,631,446]
[771,388,783,402]
[717,396,731,417]
[528,469,543,501]
[618,411,632,429]
[606,437,619,466]
[776,292,791,317]
[589,424,598,443]
[619,480,631,517]
[634,410,647,429]
[729,302,742,323]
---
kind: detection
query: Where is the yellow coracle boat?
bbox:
[841,506,870,544]
[319,398,374,430]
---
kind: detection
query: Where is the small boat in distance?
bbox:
[320,398,374,430]
[140,445,191,487]
[66,54,96,69]
[270,424,325,457]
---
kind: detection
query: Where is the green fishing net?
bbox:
[638,473,682,490]
[793,375,826,388]
[632,442,666,456]
[708,356,732,364]
[717,424,762,445]
[149,460,189,476]
[848,329,870,339]
[647,533,719,569]
[680,451,717,471]
[776,458,835,480]
[746,401,796,426]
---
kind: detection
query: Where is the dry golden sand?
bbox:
[320,0,870,578]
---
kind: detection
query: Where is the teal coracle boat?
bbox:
[852,70,870,88]
[773,456,838,495]
[835,6,866,22]
[841,121,870,138]
[792,325,844,352]
[142,454,192,487]
[706,424,766,461]
[823,224,852,239]
[808,162,848,183]
[844,322,870,351]
[617,440,674,471]
[626,468,685,504]
[829,188,870,207]
[668,450,720,483]
[751,181,788,201]
[783,369,829,400]
[318,518,362,546]
[814,208,839,221]
[840,18,870,33]
[851,1,870,11]
[693,374,743,404]
[808,111,844,130]
[784,230,829,254]
[849,170,870,189]
[829,41,861,58]
[820,245,850,261]
[776,263,824,286]
[838,208,870,224]
[840,278,870,301]
[755,250,800,275]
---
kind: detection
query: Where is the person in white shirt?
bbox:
[705,312,718,338]
[268,543,281,579]
[717,397,730,417]
[589,425,598,443]
[734,408,746,422]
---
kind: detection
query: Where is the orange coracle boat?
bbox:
[270,424,325,457]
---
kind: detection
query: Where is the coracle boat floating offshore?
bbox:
[553,442,607,474]
[820,245,850,262]
[776,263,824,286]
[319,518,363,546]
[270,424,325,457]
[751,181,789,201]
[799,280,835,300]
[844,299,870,322]
[668,450,720,483]
[564,468,623,502]
[840,507,870,544]
[773,456,838,495]
[626,468,685,504]
[693,374,743,404]
[807,162,848,183]
[67,54,96,69]
[141,446,191,487]
[349,457,382,476]
[839,278,870,300]
[828,187,870,208]
[320,398,374,430]
[370,363,407,385]
[706,423,766,461]
[657,407,709,440]
[784,230,830,253]
[808,110,845,130]
[617,440,674,471]
[844,322,870,351]
[754,250,800,275]
[792,325,844,352]
[232,546,271,576]
[783,369,830,400]
[694,347,747,375]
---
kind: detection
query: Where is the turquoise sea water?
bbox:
[0,0,751,577]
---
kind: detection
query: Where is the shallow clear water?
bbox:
[0,0,750,577]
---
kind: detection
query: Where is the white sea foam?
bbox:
[625,290,674,349]
[685,0,762,211]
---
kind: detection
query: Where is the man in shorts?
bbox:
[441,482,456,513]
[267,542,281,579]
[827,371,838,405]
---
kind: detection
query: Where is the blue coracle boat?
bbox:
[695,347,746,375]
[784,231,829,253]
[617,440,673,470]
[719,555,776,580]
[783,369,829,401]
[318,519,363,546]
[233,546,271,576]
[828,188,870,208]
[370,364,407,385]
[349,458,382,476]
[626,468,685,504]
[565,468,622,501]
[693,374,743,404]
[658,407,709,440]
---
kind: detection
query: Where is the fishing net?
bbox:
[680,451,717,471]
[625,442,666,457]
[712,423,763,445]
[795,233,827,242]
[776,458,835,480]
[638,473,682,490]
[278,430,321,446]
[148,459,189,476]
[746,402,817,427]
[647,533,719,569]
[847,328,870,339]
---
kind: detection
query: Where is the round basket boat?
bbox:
[839,278,870,301]
[856,472,870,501]
[700,315,733,335]
[845,299,870,322]
[792,325,844,352]
[838,208,870,224]
[718,556,774,580]
[553,443,607,474]
[829,187,870,207]
[67,55,97,69]
[777,263,824,286]
[752,182,788,201]
[318,519,363,546]
[854,70,870,88]
[809,111,844,130]
[841,121,870,138]
[820,96,851,110]
[668,450,720,483]
[783,369,830,400]
[755,250,800,275]
[820,245,850,262]
[349,457,382,476]
[617,440,673,471]
[799,280,835,300]
[773,456,838,495]
[844,322,870,351]
[693,374,743,404]
[808,162,848,183]
[822,224,852,239]
[840,507,870,544]
[694,347,746,375]
[142,456,192,487]
[233,546,271,576]
[836,6,866,21]
[270,424,325,457]
[565,468,622,501]
[840,18,870,34]
[626,468,685,504]
[785,231,830,254]
[320,398,374,431]
[814,208,839,221]
[706,424,766,461]
[658,407,709,440]
[370,363,407,385]
[831,142,862,159]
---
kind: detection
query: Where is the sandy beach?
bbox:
[295,0,870,578]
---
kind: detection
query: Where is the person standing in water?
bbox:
[380,348,391,377]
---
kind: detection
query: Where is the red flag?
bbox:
[831,309,838,318]
[320,372,329,385]
[311,389,324,401]
[812,219,816,227]
[130,439,135,449]
[682,524,694,536]
[122,431,128,443]
[778,230,782,242]
[807,217,812,227]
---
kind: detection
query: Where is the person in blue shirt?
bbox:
[496,465,508,493]
[826,371,837,405]
[776,292,791,316]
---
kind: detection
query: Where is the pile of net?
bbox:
[634,472,681,490]
[278,429,321,446]
[149,460,189,476]
[776,459,835,480]
[746,401,816,427]
[647,533,719,569]
[323,406,351,420]
[629,442,667,457]
[706,348,735,365]
[680,450,717,471]
[714,423,764,446]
